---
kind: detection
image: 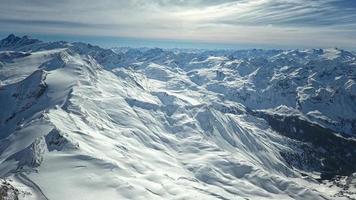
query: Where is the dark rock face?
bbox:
[4,70,47,121]
[6,137,46,169]
[0,179,19,200]
[45,128,79,151]
[5,128,79,171]
[0,34,41,51]
[255,111,356,179]
[0,70,48,139]
[0,52,31,63]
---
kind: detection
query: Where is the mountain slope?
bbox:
[0,35,355,200]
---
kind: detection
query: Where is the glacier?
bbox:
[0,34,355,200]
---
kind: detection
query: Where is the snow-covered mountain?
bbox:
[0,34,355,200]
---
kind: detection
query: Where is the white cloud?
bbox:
[0,0,355,48]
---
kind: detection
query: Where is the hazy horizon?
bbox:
[1,32,355,51]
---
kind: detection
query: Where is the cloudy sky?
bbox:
[0,0,356,49]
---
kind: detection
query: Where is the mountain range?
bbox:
[0,34,355,200]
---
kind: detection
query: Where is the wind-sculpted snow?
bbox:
[0,35,355,199]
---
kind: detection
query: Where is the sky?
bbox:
[0,0,356,49]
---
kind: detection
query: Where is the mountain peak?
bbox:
[6,33,17,39]
[0,34,41,50]
[1,34,21,44]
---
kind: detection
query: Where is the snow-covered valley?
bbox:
[0,34,355,200]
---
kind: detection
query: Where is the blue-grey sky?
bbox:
[0,0,355,49]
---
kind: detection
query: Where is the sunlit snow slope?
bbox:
[0,35,356,200]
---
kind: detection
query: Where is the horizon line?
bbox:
[0,32,354,51]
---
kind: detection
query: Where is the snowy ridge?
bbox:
[0,35,355,200]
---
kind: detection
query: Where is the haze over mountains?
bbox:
[0,34,355,200]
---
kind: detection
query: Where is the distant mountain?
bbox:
[0,34,355,200]
[0,35,122,68]
[0,34,41,50]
